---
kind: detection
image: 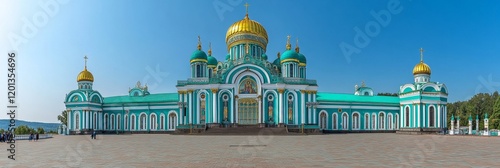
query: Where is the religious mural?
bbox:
[239,77,257,94]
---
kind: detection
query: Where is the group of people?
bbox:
[90,131,97,139]
[0,132,14,142]
[28,133,40,142]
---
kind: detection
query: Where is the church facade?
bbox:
[64,11,449,134]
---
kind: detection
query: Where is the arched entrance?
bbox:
[238,98,258,124]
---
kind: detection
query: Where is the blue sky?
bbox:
[1,0,499,123]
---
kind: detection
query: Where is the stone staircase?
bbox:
[203,126,287,135]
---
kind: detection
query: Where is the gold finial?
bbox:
[420,48,424,62]
[197,36,202,50]
[286,35,291,50]
[208,42,212,56]
[277,52,281,58]
[83,55,88,70]
[295,38,300,52]
[244,2,250,17]
[361,80,366,87]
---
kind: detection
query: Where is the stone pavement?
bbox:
[0,133,499,167]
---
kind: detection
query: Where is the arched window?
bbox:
[429,106,435,127]
[117,115,121,130]
[365,114,369,130]
[196,64,201,77]
[104,114,108,130]
[75,113,80,130]
[111,114,115,130]
[353,113,359,129]
[290,64,294,77]
[160,115,165,130]
[379,113,385,130]
[125,115,128,130]
[372,114,376,130]
[140,114,147,130]
[332,113,337,130]
[319,112,327,130]
[150,114,157,130]
[342,113,348,130]
[131,115,136,130]
[388,114,392,130]
[405,107,410,127]
[169,113,177,130]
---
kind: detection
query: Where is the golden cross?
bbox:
[84,55,88,68]
[420,48,424,62]
[244,3,250,15]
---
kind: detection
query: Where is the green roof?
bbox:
[103,93,178,104]
[317,92,399,104]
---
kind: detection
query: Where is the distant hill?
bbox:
[0,119,60,132]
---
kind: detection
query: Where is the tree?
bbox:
[377,93,398,96]
[58,110,68,126]
[492,95,500,129]
[0,129,4,133]
[36,127,45,134]
[14,125,35,135]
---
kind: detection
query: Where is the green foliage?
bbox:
[447,91,500,129]
[14,125,36,134]
[37,127,45,134]
[0,128,4,133]
[377,93,398,96]
[57,110,68,126]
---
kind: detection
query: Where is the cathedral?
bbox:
[64,9,448,135]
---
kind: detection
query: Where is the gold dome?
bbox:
[77,67,94,82]
[225,14,268,47]
[413,61,431,75]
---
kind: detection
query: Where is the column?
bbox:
[235,96,239,124]
[313,91,317,124]
[212,89,218,123]
[437,104,441,128]
[178,91,183,125]
[278,89,284,124]
[101,111,104,130]
[188,90,193,124]
[301,91,305,124]
[308,106,312,124]
[417,104,420,128]
[67,110,71,131]
[308,91,312,124]
[258,96,262,124]
[413,104,416,128]
[400,105,403,128]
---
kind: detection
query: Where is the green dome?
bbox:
[207,55,217,66]
[298,53,306,64]
[262,54,268,60]
[273,58,280,66]
[225,54,230,60]
[280,50,299,63]
[190,50,208,63]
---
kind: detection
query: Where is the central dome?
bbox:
[225,14,268,51]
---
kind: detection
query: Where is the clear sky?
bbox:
[1,0,499,123]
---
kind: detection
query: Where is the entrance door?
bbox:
[238,98,258,124]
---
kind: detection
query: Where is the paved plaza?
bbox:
[1,133,499,167]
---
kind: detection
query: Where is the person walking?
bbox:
[36,133,39,141]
